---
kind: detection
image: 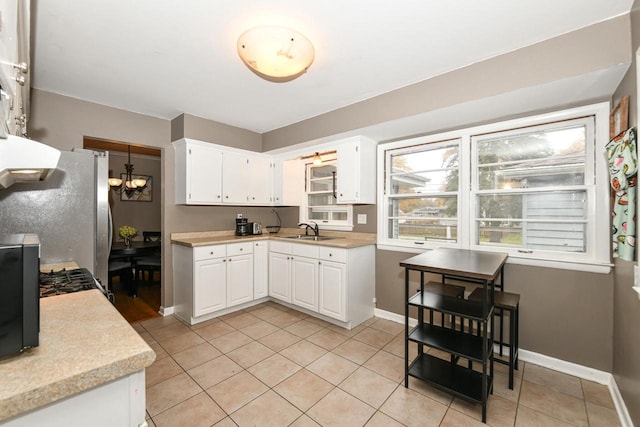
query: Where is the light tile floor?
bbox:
[133,301,621,427]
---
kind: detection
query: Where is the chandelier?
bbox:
[108,145,147,197]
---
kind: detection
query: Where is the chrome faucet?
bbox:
[298,222,319,237]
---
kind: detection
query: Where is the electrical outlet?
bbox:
[372,297,377,304]
[236,213,243,219]
[357,214,367,224]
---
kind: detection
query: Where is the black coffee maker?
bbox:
[235,217,249,236]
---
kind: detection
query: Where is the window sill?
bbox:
[376,243,612,274]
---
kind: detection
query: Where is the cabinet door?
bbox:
[337,141,360,204]
[227,253,254,307]
[253,241,268,299]
[189,143,223,204]
[291,255,318,312]
[318,260,347,321]
[270,160,283,205]
[223,152,249,204]
[268,252,291,303]
[249,156,272,205]
[194,258,227,316]
[282,159,304,206]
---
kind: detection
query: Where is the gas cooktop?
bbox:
[40,268,114,303]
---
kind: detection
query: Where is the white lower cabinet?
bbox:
[291,255,318,312]
[194,256,227,316]
[226,253,253,307]
[173,241,255,324]
[174,238,374,328]
[318,259,346,321]
[253,241,269,299]
[268,251,291,303]
[268,241,374,328]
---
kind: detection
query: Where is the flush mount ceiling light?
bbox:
[237,26,314,83]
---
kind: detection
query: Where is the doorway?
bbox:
[84,137,162,323]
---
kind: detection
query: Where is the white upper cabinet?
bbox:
[174,138,280,206]
[222,151,250,204]
[249,156,272,205]
[281,158,304,206]
[174,139,223,205]
[173,136,377,206]
[336,136,377,204]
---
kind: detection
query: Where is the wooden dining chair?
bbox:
[135,231,161,283]
[108,258,133,292]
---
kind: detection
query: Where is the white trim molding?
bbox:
[158,305,174,316]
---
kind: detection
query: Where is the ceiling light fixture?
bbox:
[237,26,314,83]
[108,145,147,197]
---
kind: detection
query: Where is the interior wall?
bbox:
[27,88,172,303]
[108,151,161,243]
[376,250,614,371]
[262,15,631,150]
[611,3,640,426]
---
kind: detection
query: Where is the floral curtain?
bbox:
[606,127,638,261]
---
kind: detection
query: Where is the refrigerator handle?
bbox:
[108,205,113,250]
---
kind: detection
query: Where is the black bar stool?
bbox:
[468,287,520,389]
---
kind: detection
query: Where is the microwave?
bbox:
[0,234,40,358]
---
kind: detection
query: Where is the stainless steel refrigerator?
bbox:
[0,149,110,286]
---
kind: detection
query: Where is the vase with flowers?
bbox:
[119,225,137,247]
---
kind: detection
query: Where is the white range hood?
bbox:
[0,134,61,188]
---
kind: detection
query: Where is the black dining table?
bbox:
[110,240,161,297]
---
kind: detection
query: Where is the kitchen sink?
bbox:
[281,235,339,241]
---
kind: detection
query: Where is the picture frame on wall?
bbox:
[120,174,153,202]
[610,95,629,139]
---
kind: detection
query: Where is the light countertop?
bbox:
[171,228,376,249]
[0,290,155,422]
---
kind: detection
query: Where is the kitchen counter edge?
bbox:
[171,231,376,249]
[0,290,155,422]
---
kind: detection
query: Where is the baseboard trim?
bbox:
[609,374,634,427]
[159,305,174,316]
[373,307,631,427]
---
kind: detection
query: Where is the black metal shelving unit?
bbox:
[400,249,507,424]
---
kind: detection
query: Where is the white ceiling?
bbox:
[31,1,633,134]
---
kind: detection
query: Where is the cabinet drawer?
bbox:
[319,247,347,263]
[292,243,320,259]
[270,240,292,254]
[193,245,226,261]
[228,241,253,256]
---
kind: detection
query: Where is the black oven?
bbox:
[0,234,40,358]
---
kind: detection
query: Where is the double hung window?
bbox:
[378,103,610,271]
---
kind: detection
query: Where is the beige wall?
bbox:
[262,15,631,150]
[611,3,640,425]
[108,152,161,243]
[376,250,614,371]
[27,14,633,375]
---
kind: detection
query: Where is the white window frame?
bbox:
[377,102,612,273]
[299,159,354,231]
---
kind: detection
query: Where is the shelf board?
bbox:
[408,353,492,403]
[409,323,489,362]
[408,291,492,321]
